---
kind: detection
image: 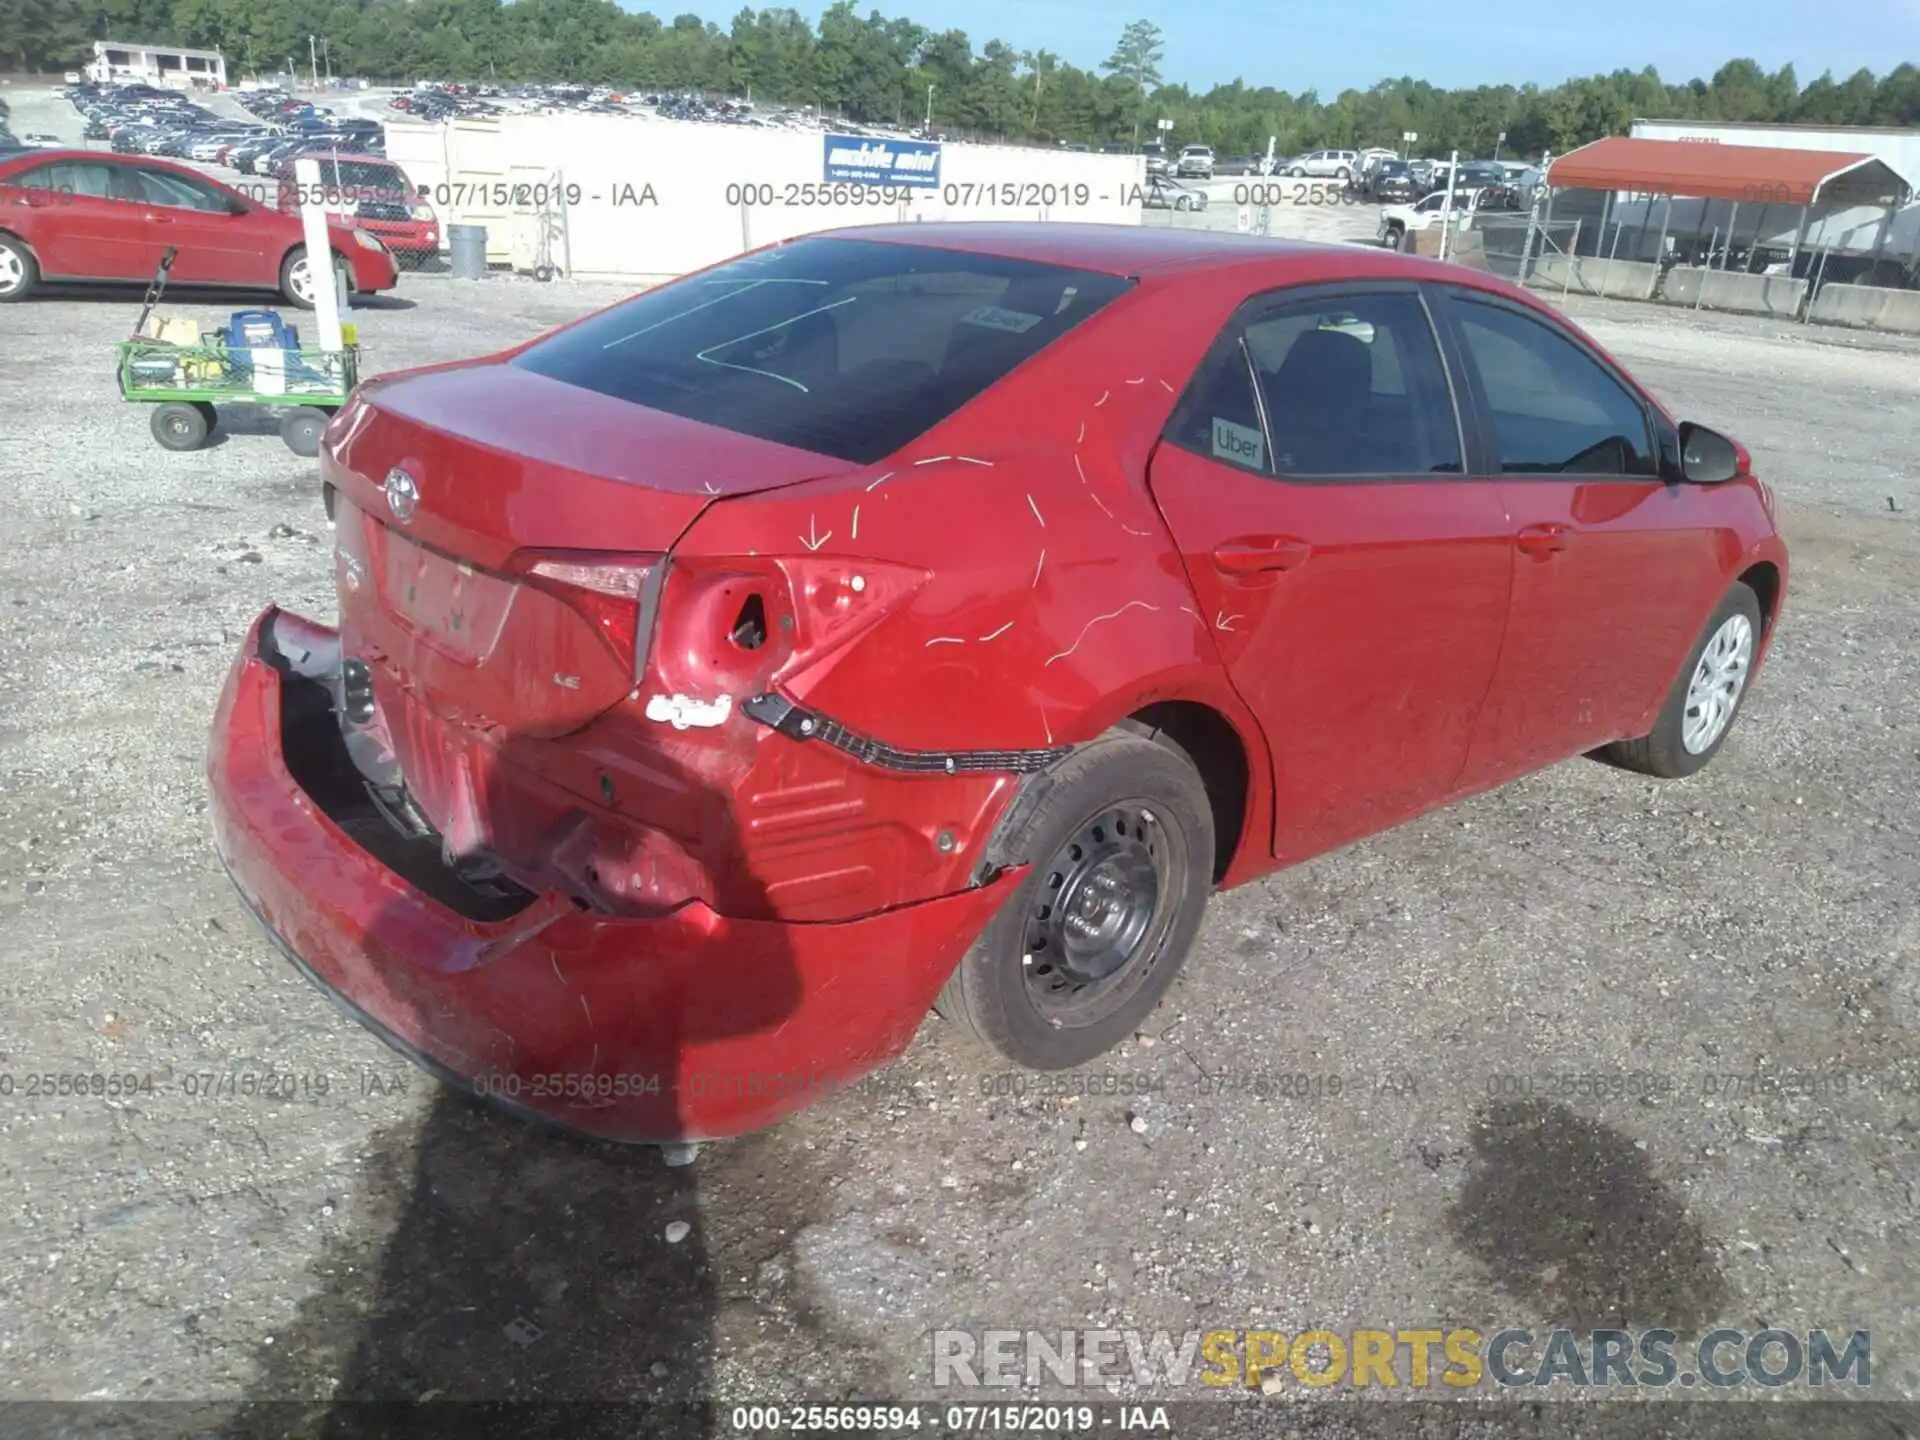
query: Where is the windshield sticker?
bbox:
[960,305,1043,334]
[1211,418,1266,469]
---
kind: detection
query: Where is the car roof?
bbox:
[0,147,143,170]
[278,152,394,165]
[814,221,1474,282]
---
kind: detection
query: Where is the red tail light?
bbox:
[510,550,664,674]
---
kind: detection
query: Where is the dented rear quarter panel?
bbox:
[676,270,1284,891]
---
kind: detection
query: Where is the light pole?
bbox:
[1494,129,1507,162]
[308,34,319,90]
[924,82,934,133]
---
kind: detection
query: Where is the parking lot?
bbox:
[2,227,1920,1434]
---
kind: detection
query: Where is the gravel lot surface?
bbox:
[3,85,1920,1440]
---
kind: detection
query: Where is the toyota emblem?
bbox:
[384,467,419,523]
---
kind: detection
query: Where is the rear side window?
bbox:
[1166,290,1463,478]
[512,237,1133,464]
[9,161,115,199]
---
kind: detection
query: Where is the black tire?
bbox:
[1383,226,1406,251]
[281,408,327,457]
[0,233,39,302]
[1288,166,1306,178]
[1601,583,1763,779]
[935,732,1214,1069]
[151,402,210,451]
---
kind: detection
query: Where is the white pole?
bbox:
[294,155,344,351]
[1437,147,1460,261]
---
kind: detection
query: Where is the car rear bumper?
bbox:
[207,606,1018,1142]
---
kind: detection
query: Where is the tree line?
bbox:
[7,0,1918,157]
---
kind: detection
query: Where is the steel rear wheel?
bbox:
[1023,801,1180,1028]
[936,732,1214,1069]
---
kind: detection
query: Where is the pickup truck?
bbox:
[1377,187,1485,250]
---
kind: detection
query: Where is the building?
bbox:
[86,40,228,91]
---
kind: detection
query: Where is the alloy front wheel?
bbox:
[1681,613,1754,754]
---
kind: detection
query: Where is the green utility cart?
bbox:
[113,243,360,457]
[115,336,359,456]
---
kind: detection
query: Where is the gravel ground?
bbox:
[4,88,1920,1440]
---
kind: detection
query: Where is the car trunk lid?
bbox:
[326,361,857,741]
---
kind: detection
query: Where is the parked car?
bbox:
[1215,154,1268,177]
[1140,175,1208,210]
[1140,142,1170,177]
[1366,158,1419,203]
[273,153,439,265]
[207,225,1787,1143]
[1454,160,1510,191]
[1285,148,1359,180]
[1175,144,1215,179]
[0,149,399,306]
[21,133,64,150]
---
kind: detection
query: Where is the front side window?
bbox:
[131,166,230,212]
[1447,297,1657,476]
[1166,290,1463,479]
[513,238,1133,464]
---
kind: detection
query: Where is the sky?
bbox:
[637,0,1920,95]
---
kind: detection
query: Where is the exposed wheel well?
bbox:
[0,229,35,255]
[1123,701,1249,883]
[1738,562,1781,633]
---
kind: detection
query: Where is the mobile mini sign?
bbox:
[823,134,942,189]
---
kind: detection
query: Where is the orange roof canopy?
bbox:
[1546,136,1903,206]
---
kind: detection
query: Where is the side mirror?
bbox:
[1678,422,1744,484]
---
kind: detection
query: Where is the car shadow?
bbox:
[220,710,832,1438]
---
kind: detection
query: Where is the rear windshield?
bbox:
[511,237,1133,464]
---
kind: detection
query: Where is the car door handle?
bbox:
[1516,524,1571,558]
[1213,536,1313,575]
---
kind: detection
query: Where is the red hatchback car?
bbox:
[0,149,398,306]
[208,225,1787,1143]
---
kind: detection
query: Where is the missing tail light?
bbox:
[647,556,930,699]
[509,550,667,676]
[730,593,768,650]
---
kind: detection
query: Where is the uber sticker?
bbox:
[1211,417,1265,469]
[959,305,1043,333]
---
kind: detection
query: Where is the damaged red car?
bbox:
[208,224,1788,1142]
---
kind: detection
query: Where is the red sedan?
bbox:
[0,149,398,306]
[208,225,1787,1142]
